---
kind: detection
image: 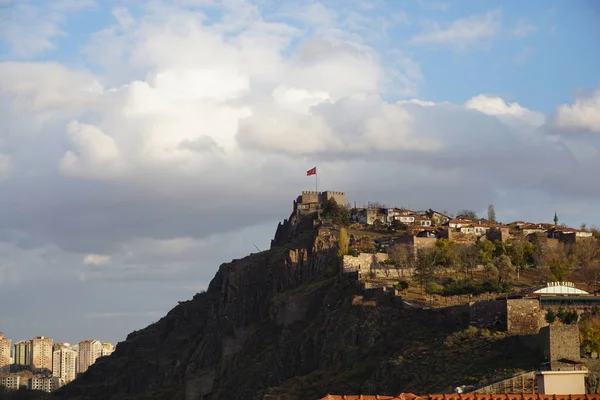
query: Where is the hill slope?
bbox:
[53,212,539,400]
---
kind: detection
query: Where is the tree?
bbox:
[574,239,600,287]
[456,209,478,219]
[506,237,534,281]
[484,262,499,280]
[545,309,557,324]
[390,219,408,231]
[338,227,349,257]
[387,244,416,277]
[544,244,575,281]
[496,254,515,283]
[488,204,496,223]
[321,198,350,226]
[413,248,439,293]
[581,313,600,355]
[459,244,479,278]
[477,240,496,265]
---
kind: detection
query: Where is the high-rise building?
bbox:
[77,340,102,375]
[30,336,53,372]
[14,340,32,367]
[101,342,115,357]
[52,344,77,385]
[0,333,11,373]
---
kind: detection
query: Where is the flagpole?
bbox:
[315,167,318,193]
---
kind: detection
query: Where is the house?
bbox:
[413,216,432,226]
[448,219,474,229]
[546,226,594,243]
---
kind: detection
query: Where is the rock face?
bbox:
[53,211,538,400]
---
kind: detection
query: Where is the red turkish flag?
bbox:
[306,167,316,176]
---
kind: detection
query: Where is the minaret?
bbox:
[553,211,558,226]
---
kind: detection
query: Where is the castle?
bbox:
[293,191,346,216]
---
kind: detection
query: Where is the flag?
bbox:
[306,167,316,176]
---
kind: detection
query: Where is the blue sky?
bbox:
[2,0,599,112]
[0,0,599,344]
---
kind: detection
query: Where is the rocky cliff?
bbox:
[53,210,539,400]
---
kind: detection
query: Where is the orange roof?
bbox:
[320,395,600,400]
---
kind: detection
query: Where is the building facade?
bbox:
[78,340,102,375]
[14,340,31,367]
[0,374,21,390]
[101,342,115,357]
[53,345,77,384]
[31,336,53,372]
[30,375,60,392]
[0,333,11,373]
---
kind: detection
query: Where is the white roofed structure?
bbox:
[533,282,589,296]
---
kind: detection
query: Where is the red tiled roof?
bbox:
[320,395,600,400]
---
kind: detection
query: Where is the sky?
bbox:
[0,0,599,345]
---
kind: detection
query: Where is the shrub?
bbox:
[393,280,409,291]
[439,278,509,296]
[425,281,442,295]
[545,309,557,324]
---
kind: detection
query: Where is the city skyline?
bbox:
[1,0,599,343]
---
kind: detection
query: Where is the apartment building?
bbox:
[78,340,102,375]
[31,336,53,372]
[53,344,77,384]
[101,342,115,357]
[14,340,32,367]
[31,375,60,392]
[0,333,11,373]
[0,374,21,390]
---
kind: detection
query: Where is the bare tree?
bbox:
[387,244,415,277]
[456,209,478,219]
[574,239,600,288]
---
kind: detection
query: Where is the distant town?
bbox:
[0,334,114,393]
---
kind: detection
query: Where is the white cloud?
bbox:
[83,254,111,266]
[411,9,501,49]
[511,19,537,38]
[0,1,95,58]
[554,90,600,133]
[465,94,546,127]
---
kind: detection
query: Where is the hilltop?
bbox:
[43,192,556,400]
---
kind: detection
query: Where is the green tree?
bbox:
[390,219,408,231]
[581,313,600,355]
[477,240,496,265]
[506,237,534,281]
[496,254,515,283]
[484,262,498,280]
[488,204,496,223]
[338,227,349,257]
[545,309,557,323]
[321,198,350,226]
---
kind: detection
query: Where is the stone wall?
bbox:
[413,236,437,253]
[470,300,508,330]
[342,253,388,274]
[507,298,545,335]
[539,324,581,362]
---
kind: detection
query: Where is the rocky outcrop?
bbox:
[53,211,539,400]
